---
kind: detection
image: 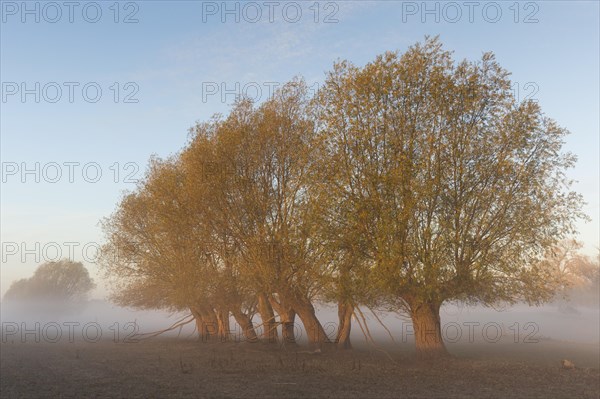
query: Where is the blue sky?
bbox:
[1,1,598,297]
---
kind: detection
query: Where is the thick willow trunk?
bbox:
[291,298,330,348]
[192,306,219,341]
[280,309,296,345]
[409,301,448,358]
[190,308,207,341]
[336,301,353,349]
[200,308,219,340]
[269,296,297,345]
[257,293,278,343]
[231,308,258,343]
[216,309,231,342]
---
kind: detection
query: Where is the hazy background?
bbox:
[1,2,598,303]
[1,300,598,347]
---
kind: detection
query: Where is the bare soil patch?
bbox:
[1,338,598,398]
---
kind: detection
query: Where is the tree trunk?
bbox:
[257,293,278,343]
[409,301,448,358]
[292,298,330,348]
[215,309,231,342]
[190,308,207,341]
[269,296,297,345]
[192,306,219,341]
[231,308,258,343]
[336,301,353,349]
[280,309,296,345]
[199,308,219,341]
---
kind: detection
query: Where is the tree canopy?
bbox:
[100,37,585,356]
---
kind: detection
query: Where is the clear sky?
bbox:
[1,1,598,298]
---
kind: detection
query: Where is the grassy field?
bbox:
[1,337,598,398]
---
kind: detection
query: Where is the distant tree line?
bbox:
[99,38,586,357]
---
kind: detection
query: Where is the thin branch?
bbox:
[134,314,195,340]
[367,307,397,344]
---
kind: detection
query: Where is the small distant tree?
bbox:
[4,259,95,303]
[542,240,600,306]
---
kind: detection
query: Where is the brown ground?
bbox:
[1,338,598,398]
